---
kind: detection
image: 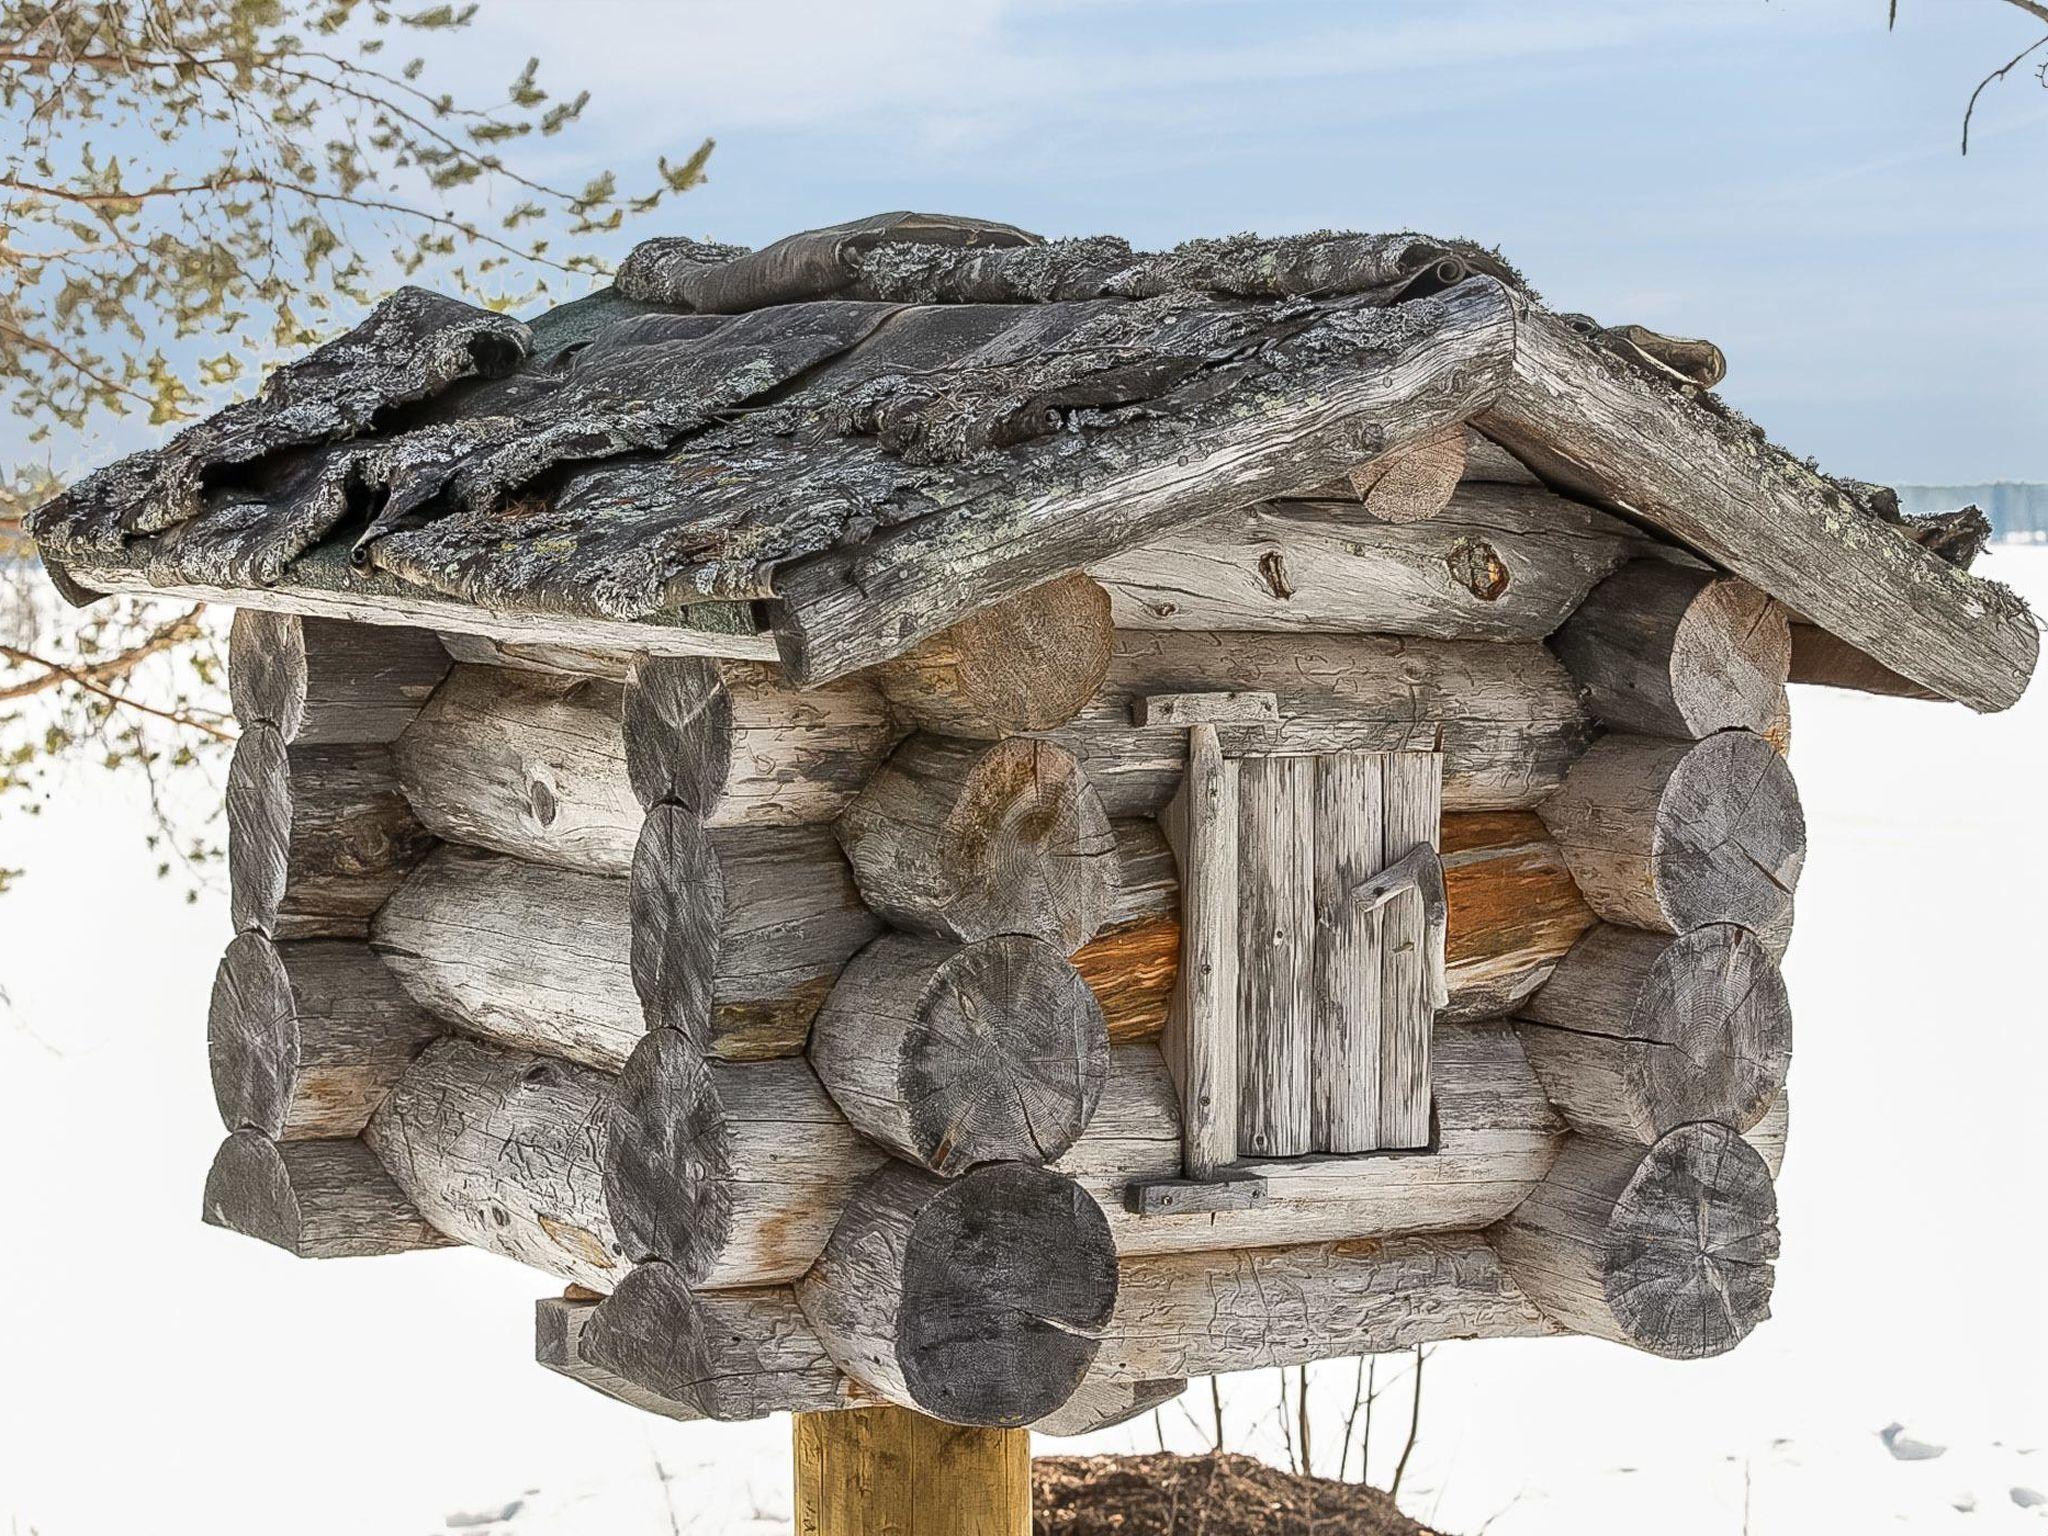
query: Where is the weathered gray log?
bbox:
[372,825,878,1070]
[1091,1233,1553,1381]
[1463,429,1542,484]
[208,933,440,1140]
[1235,754,1315,1158]
[1055,1031,1563,1259]
[630,808,883,1057]
[807,932,1108,1175]
[1549,562,1790,739]
[1537,730,1805,935]
[864,573,1114,738]
[771,276,1519,686]
[202,1130,450,1259]
[438,632,640,679]
[396,665,642,875]
[836,734,1118,951]
[582,1262,868,1420]
[536,1293,704,1422]
[567,1273,1176,1432]
[1480,300,2037,712]
[1092,482,1670,643]
[1077,810,1595,1049]
[624,657,899,823]
[364,1035,626,1290]
[1490,1122,1779,1358]
[603,1029,886,1287]
[795,1160,1119,1427]
[227,725,435,939]
[228,610,449,743]
[75,564,779,662]
[395,661,898,878]
[1155,725,1239,1176]
[1046,631,1594,817]
[1517,923,1792,1142]
[1787,622,1943,701]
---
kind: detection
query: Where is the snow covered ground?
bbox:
[4,551,2045,1536]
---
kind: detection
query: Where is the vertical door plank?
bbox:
[1311,752,1386,1152]
[1158,723,1241,1178]
[1237,755,1316,1157]
[1379,752,1445,1147]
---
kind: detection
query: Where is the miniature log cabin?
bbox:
[28,212,2037,1529]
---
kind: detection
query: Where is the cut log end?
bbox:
[202,1131,449,1259]
[228,610,450,743]
[809,932,1110,1175]
[1520,923,1792,1142]
[1540,730,1805,935]
[838,734,1119,950]
[602,1029,733,1278]
[867,573,1114,738]
[1343,423,1469,523]
[622,656,732,813]
[799,1161,1118,1427]
[1494,1123,1779,1359]
[1602,1124,1778,1358]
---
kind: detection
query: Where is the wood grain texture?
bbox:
[808,932,1109,1175]
[365,1036,626,1289]
[1235,754,1315,1158]
[208,933,440,1140]
[1549,561,1790,739]
[373,827,877,1069]
[74,563,779,660]
[202,1130,450,1259]
[1156,726,1239,1176]
[1054,1031,1564,1260]
[536,1293,704,1423]
[1342,421,1467,522]
[1787,622,1943,701]
[1071,819,1183,1047]
[770,276,1519,686]
[602,1029,886,1287]
[227,726,435,939]
[1537,730,1805,935]
[1093,482,1670,642]
[1745,1090,1790,1179]
[1518,923,1792,1142]
[1092,1232,1553,1381]
[1045,630,1593,818]
[1481,299,2036,712]
[228,610,449,743]
[865,573,1114,738]
[1490,1122,1779,1358]
[837,734,1118,951]
[1378,752,1443,1150]
[793,1407,1030,1536]
[583,1262,871,1420]
[796,1161,1117,1426]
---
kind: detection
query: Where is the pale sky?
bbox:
[13,0,2048,487]
[460,0,2048,485]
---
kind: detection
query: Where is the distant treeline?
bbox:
[1898,484,2048,544]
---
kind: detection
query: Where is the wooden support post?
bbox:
[793,1405,1029,1536]
[836,734,1119,951]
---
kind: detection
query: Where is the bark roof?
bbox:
[26,210,2037,706]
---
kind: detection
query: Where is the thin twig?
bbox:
[1389,1345,1426,1500]
[0,640,233,738]
[1962,29,2048,153]
[1210,1374,1225,1452]
[0,604,206,702]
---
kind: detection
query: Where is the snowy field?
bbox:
[3,551,2045,1536]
